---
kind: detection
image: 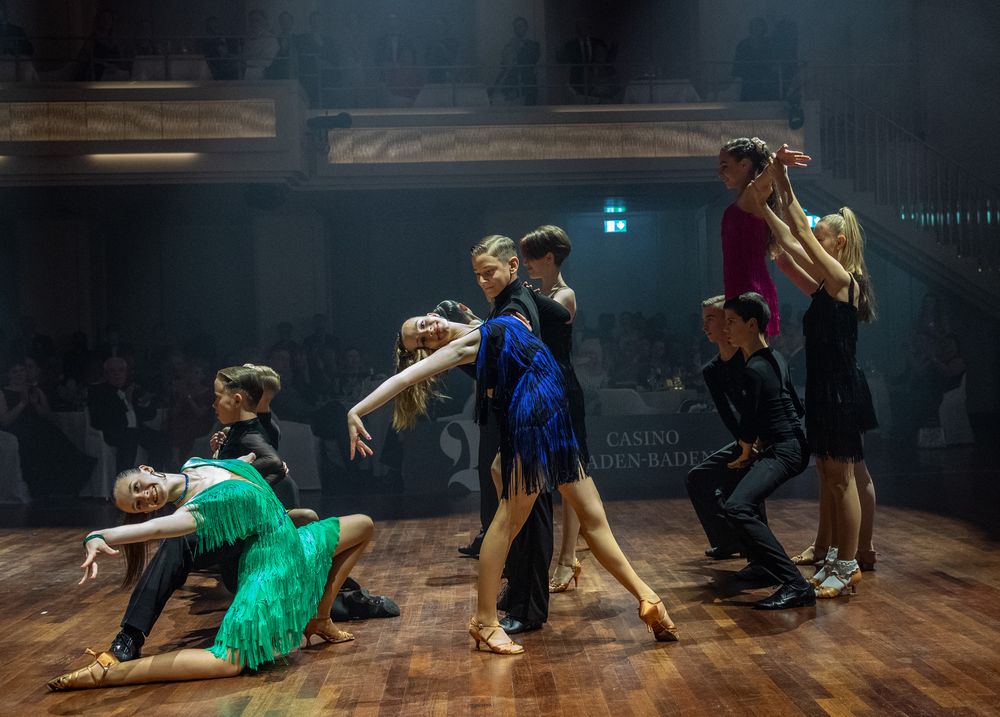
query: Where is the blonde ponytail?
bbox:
[819,207,877,322]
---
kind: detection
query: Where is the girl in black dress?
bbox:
[519,225,590,593]
[750,147,878,598]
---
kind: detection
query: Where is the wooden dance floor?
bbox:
[4,498,1000,716]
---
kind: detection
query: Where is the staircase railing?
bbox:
[804,74,999,274]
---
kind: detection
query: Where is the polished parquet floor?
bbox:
[3,489,1000,716]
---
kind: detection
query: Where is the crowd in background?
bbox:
[0,2,799,108]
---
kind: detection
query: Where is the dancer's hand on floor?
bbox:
[347,411,373,460]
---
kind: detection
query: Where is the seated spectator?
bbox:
[0,357,95,498]
[302,312,340,383]
[425,18,458,83]
[637,338,673,390]
[732,17,779,101]
[265,10,295,79]
[337,347,372,402]
[576,336,609,414]
[269,320,300,355]
[891,331,967,447]
[295,11,338,106]
[76,9,128,80]
[503,16,540,105]
[266,347,315,423]
[166,359,215,465]
[200,15,241,80]
[243,9,279,80]
[0,0,33,59]
[384,45,423,105]
[87,357,170,473]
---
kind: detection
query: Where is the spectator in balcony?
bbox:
[425,17,459,83]
[504,16,540,105]
[732,17,779,101]
[76,9,127,81]
[265,10,295,79]
[243,9,279,80]
[375,12,414,69]
[0,0,34,58]
[88,357,171,474]
[557,20,616,99]
[200,15,240,80]
[384,45,423,106]
[296,10,338,106]
[0,357,96,498]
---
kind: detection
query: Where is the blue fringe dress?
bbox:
[180,458,341,670]
[473,316,582,498]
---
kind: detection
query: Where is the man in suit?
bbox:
[504,17,540,105]
[556,20,616,97]
[88,357,170,473]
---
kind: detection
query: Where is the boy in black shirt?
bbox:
[721,293,814,610]
[686,295,758,560]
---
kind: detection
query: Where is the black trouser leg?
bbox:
[121,533,241,636]
[477,413,501,535]
[500,489,553,625]
[723,437,810,586]
[686,442,743,550]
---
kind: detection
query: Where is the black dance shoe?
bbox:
[753,583,817,610]
[108,629,144,662]
[704,546,742,560]
[733,562,775,582]
[458,533,484,558]
[331,589,401,621]
[499,615,543,634]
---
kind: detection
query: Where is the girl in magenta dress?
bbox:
[718,136,785,336]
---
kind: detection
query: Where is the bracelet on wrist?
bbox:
[83,533,106,546]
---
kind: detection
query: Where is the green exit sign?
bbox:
[604,219,628,233]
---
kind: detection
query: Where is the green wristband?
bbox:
[83,533,106,546]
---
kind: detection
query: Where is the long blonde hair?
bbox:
[391,332,444,430]
[818,206,877,322]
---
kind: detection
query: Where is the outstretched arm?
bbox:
[79,510,198,584]
[347,328,483,456]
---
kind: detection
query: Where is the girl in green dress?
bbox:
[47,454,373,690]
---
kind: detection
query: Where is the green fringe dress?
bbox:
[180,458,341,670]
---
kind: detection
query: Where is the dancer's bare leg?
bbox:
[93,648,242,686]
[305,513,375,640]
[854,460,876,555]
[821,458,860,560]
[476,456,538,629]
[551,498,582,586]
[559,470,675,628]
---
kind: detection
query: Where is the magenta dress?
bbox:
[722,203,780,336]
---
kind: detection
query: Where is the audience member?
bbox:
[374,13,414,69]
[384,45,423,105]
[425,18,459,83]
[503,16,540,105]
[337,347,373,402]
[265,10,295,79]
[243,9,279,80]
[732,17,779,101]
[557,20,617,99]
[0,357,96,498]
[76,9,127,80]
[97,323,134,361]
[266,347,315,423]
[87,356,170,473]
[166,359,215,464]
[200,15,240,80]
[296,11,338,106]
[302,313,340,380]
[0,0,33,58]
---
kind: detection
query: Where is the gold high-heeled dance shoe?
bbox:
[548,559,583,593]
[791,544,826,566]
[815,567,862,599]
[638,599,680,643]
[303,618,355,645]
[468,617,525,655]
[46,649,119,691]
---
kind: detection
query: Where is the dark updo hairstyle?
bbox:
[722,136,783,257]
[723,292,771,335]
[519,224,572,266]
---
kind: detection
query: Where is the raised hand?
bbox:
[347,411,373,460]
[209,430,227,453]
[774,143,811,168]
[79,537,119,585]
